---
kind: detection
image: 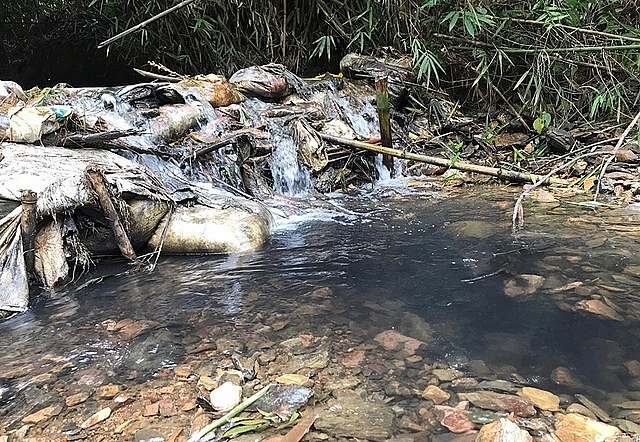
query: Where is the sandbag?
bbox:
[0,207,29,312]
[8,106,72,143]
[148,198,274,254]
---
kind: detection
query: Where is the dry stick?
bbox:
[594,109,640,201]
[511,151,606,231]
[97,0,199,48]
[133,68,182,83]
[319,133,570,186]
[485,15,640,44]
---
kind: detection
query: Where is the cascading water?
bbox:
[269,125,312,196]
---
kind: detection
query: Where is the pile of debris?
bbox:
[0,56,432,315]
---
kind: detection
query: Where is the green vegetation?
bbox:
[2,0,639,123]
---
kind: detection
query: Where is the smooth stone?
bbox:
[315,397,394,441]
[550,367,584,389]
[209,381,242,412]
[433,369,463,382]
[574,299,623,321]
[433,405,476,433]
[517,387,560,411]
[275,374,314,388]
[374,330,424,356]
[503,274,545,297]
[565,403,597,420]
[422,385,450,405]
[80,407,111,429]
[399,312,433,343]
[22,404,63,424]
[575,394,611,422]
[65,391,92,407]
[459,391,535,417]
[553,413,621,441]
[613,419,640,434]
[476,380,519,393]
[475,417,532,442]
[614,401,640,409]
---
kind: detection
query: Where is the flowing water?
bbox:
[3,183,640,438]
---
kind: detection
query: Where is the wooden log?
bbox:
[86,168,138,262]
[318,133,570,186]
[20,190,37,275]
[375,76,394,172]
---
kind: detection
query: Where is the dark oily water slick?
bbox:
[2,186,640,439]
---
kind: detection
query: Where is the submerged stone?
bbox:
[315,396,394,441]
[476,418,532,442]
[553,412,620,441]
[459,391,535,417]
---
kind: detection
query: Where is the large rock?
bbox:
[553,413,621,441]
[148,199,274,253]
[459,391,535,417]
[314,396,394,441]
[517,387,559,412]
[475,418,532,442]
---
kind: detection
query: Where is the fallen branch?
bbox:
[133,68,182,83]
[319,133,571,186]
[50,129,141,148]
[511,150,606,230]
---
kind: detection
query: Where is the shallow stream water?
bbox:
[3,184,640,438]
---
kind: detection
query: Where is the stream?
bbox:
[2,182,640,439]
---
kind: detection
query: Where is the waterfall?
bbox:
[269,128,312,196]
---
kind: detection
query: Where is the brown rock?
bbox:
[80,407,111,429]
[275,373,314,388]
[517,387,559,411]
[553,413,620,441]
[565,403,597,420]
[574,299,623,321]
[503,274,545,297]
[625,360,640,377]
[475,418,532,442]
[159,398,176,417]
[143,402,159,417]
[342,350,366,368]
[432,368,463,381]
[374,330,424,356]
[550,366,584,389]
[434,405,476,433]
[422,385,450,405]
[96,383,120,399]
[115,318,158,340]
[65,391,92,407]
[22,404,63,424]
[459,391,535,417]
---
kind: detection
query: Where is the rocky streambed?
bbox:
[3,187,640,441]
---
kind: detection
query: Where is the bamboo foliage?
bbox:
[2,0,639,123]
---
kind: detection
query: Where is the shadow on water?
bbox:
[2,187,640,425]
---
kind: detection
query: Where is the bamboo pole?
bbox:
[433,33,640,54]
[97,0,199,49]
[319,133,571,186]
[375,76,394,173]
